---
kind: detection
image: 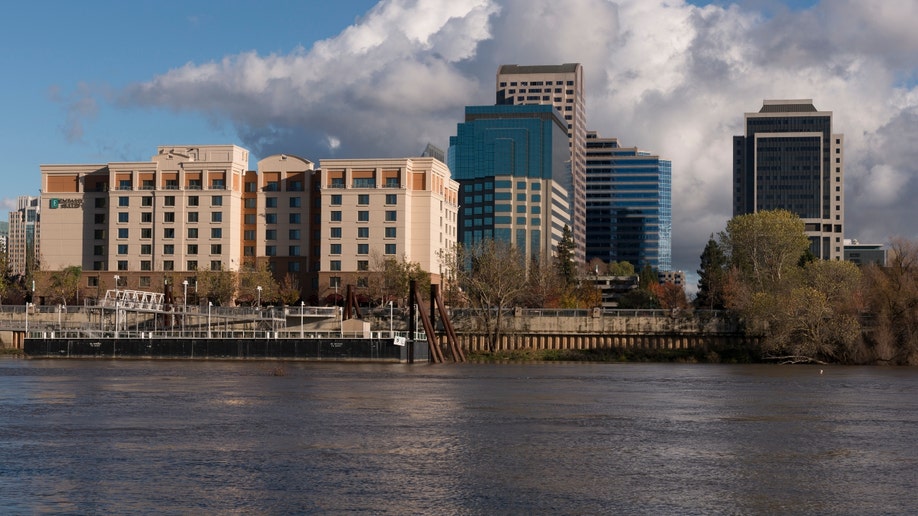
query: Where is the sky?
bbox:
[3,0,918,282]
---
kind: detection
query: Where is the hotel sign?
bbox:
[49,198,83,209]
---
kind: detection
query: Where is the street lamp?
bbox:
[389,301,393,338]
[207,301,212,339]
[113,275,120,338]
[300,300,305,339]
[256,285,262,308]
[182,280,188,336]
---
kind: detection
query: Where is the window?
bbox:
[385,244,396,255]
[119,180,132,191]
[211,178,225,189]
[289,246,301,256]
[118,260,128,271]
[331,211,342,222]
[209,261,222,270]
[93,261,103,271]
[211,212,222,222]
[385,194,397,204]
[244,214,256,224]
[289,213,301,224]
[163,260,174,271]
[164,179,178,190]
[118,212,129,223]
[94,229,106,240]
[266,197,278,208]
[245,182,257,192]
[244,198,257,208]
[358,211,369,222]
[289,180,304,192]
[118,228,129,239]
[141,180,154,190]
[140,261,152,272]
[211,228,222,238]
[358,227,369,238]
[244,230,256,240]
[385,211,397,221]
[357,244,369,255]
[385,227,397,238]
[187,261,198,271]
[211,244,222,254]
[244,246,255,257]
[330,260,341,271]
[164,245,174,255]
[211,196,223,206]
[188,196,199,207]
[187,228,198,239]
[95,198,106,208]
[164,228,175,239]
[187,212,198,223]
[95,213,106,224]
[330,244,341,255]
[330,276,341,288]
[289,197,301,208]
[265,246,277,257]
[93,245,104,256]
[330,227,342,238]
[266,229,277,240]
[288,261,300,272]
[117,244,128,255]
[188,179,202,190]
[141,244,152,255]
[358,194,370,205]
[330,194,342,205]
[289,229,301,240]
[164,196,175,207]
[118,196,129,207]
[265,181,279,192]
[187,244,198,255]
[141,212,152,223]
[265,213,277,224]
[385,178,400,188]
[357,260,369,271]
[141,228,152,239]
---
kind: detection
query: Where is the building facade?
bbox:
[7,196,40,277]
[40,145,251,295]
[496,63,586,262]
[317,157,458,303]
[733,99,845,260]
[585,132,672,272]
[448,104,572,267]
[844,239,887,266]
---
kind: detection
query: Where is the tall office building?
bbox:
[585,132,672,271]
[8,196,40,277]
[496,63,586,262]
[733,99,844,260]
[448,104,572,268]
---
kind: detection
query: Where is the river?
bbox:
[0,359,916,514]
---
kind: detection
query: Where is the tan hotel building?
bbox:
[39,145,457,304]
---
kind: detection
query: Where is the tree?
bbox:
[45,266,82,306]
[638,264,657,290]
[651,282,689,311]
[608,261,636,276]
[554,225,576,287]
[456,239,528,352]
[521,257,564,308]
[369,252,430,307]
[719,209,810,292]
[277,273,301,306]
[237,262,279,305]
[695,236,728,310]
[861,237,918,364]
[196,266,236,306]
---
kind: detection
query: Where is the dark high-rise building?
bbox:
[733,99,845,260]
[585,132,671,271]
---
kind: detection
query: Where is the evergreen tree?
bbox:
[696,236,728,310]
[554,225,576,286]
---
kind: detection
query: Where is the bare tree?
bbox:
[861,237,918,364]
[455,239,528,352]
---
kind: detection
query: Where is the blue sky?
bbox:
[3,0,918,277]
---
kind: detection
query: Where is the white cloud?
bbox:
[115,0,918,277]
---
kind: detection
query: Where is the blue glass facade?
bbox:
[448,105,571,264]
[585,133,672,271]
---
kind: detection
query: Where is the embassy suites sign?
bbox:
[49,198,83,209]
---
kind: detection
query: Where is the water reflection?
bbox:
[0,360,916,514]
